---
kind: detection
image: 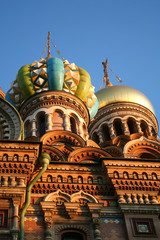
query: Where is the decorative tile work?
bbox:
[100,218,124,224]
[24,215,45,240]
[131,218,157,237]
[100,217,127,240]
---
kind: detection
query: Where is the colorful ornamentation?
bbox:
[6,57,98,119]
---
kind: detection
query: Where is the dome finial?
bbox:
[47,31,51,59]
[102,59,113,87]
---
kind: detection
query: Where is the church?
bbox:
[0,34,160,240]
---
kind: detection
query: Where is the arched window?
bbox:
[23,155,29,162]
[78,176,83,184]
[142,172,148,180]
[140,121,149,137]
[37,112,46,137]
[102,124,111,141]
[152,173,157,180]
[57,175,63,183]
[2,154,8,161]
[127,118,137,134]
[92,132,99,144]
[68,176,73,183]
[70,117,77,134]
[88,176,93,184]
[97,177,103,184]
[62,232,84,240]
[133,172,138,179]
[123,172,129,179]
[47,175,52,182]
[113,171,119,179]
[113,119,123,136]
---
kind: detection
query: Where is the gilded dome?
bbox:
[96,85,155,114]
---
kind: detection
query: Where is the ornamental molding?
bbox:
[41,130,85,147]
[123,136,160,158]
[19,90,89,125]
[68,147,111,163]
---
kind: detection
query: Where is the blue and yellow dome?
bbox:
[96,85,155,114]
[6,57,98,119]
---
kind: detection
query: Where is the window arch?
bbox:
[152,173,158,180]
[57,175,63,183]
[113,119,123,136]
[36,112,46,137]
[123,172,129,179]
[67,176,73,183]
[87,176,93,184]
[127,118,137,134]
[101,124,111,141]
[113,171,119,179]
[133,172,138,179]
[97,177,103,184]
[47,175,52,182]
[140,120,149,137]
[142,172,148,180]
[78,176,83,184]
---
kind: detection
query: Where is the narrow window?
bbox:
[70,117,77,134]
[113,119,123,136]
[127,118,137,134]
[102,124,111,140]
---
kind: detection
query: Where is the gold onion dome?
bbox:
[96,85,155,114]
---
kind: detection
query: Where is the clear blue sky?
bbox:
[0,0,160,129]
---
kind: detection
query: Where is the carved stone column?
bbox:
[78,121,83,136]
[97,130,103,144]
[122,120,130,135]
[31,118,37,137]
[46,113,53,130]
[45,221,53,240]
[108,123,116,139]
[136,121,143,134]
[64,114,70,131]
[12,200,19,229]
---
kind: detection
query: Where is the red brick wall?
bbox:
[24,216,45,240]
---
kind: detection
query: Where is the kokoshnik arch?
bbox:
[0,33,160,240]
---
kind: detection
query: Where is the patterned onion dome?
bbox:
[6,57,99,119]
[96,85,155,114]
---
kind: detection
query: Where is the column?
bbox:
[64,114,70,131]
[12,200,19,229]
[136,121,143,134]
[108,123,116,139]
[31,118,37,137]
[122,120,130,135]
[46,113,53,130]
[97,130,104,144]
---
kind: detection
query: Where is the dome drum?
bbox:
[20,90,89,140]
[89,102,158,148]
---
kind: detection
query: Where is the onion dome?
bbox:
[96,85,155,114]
[6,57,98,120]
